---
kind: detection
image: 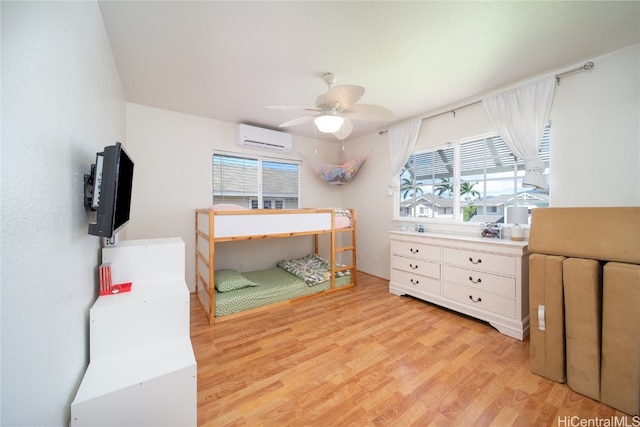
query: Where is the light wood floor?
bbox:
[190,272,632,427]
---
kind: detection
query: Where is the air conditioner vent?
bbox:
[237,124,292,153]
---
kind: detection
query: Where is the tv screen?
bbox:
[85,142,134,238]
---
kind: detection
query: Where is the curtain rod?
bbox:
[379,61,595,135]
[378,100,481,135]
[555,61,594,84]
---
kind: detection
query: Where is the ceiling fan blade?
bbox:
[267,105,320,112]
[323,85,365,110]
[278,115,317,128]
[342,104,396,121]
[332,118,353,140]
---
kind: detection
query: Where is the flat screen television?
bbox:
[84,142,134,238]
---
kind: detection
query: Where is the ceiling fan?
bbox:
[268,73,396,140]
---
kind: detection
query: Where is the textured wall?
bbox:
[1,2,125,425]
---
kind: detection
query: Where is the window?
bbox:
[399,126,550,222]
[213,153,301,209]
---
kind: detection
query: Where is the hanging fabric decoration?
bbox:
[315,156,366,186]
[300,144,369,186]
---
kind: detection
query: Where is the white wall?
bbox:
[551,45,640,206]
[1,1,126,425]
[125,103,343,291]
[342,44,640,280]
[337,133,393,278]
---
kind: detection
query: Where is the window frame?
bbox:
[394,128,550,228]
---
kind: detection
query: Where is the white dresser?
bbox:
[389,231,529,340]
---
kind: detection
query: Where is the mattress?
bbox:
[529,254,566,383]
[529,207,640,264]
[215,267,352,317]
[601,262,640,416]
[563,258,602,402]
[333,208,353,229]
[208,206,353,230]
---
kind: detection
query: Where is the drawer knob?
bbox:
[469,295,482,303]
[410,278,419,285]
[468,276,482,284]
[409,263,419,270]
[468,257,482,264]
[410,248,419,254]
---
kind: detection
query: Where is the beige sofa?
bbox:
[528,207,640,415]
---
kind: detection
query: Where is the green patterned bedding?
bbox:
[215,267,353,317]
[277,254,350,285]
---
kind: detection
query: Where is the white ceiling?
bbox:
[99,1,640,142]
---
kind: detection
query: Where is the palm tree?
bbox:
[460,181,480,201]
[400,162,424,200]
[460,181,480,221]
[401,177,423,199]
[434,177,454,198]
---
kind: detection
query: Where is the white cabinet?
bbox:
[389,231,529,340]
[71,238,197,426]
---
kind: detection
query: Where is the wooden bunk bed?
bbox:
[194,207,357,323]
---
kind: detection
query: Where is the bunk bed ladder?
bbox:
[194,209,217,324]
[332,208,357,286]
[331,212,336,289]
[349,208,357,286]
[207,212,215,323]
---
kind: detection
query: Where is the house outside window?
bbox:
[399,127,550,223]
[250,199,285,209]
[213,153,301,209]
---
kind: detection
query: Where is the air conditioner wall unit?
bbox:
[237,124,293,153]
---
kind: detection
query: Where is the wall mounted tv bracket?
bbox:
[84,150,105,211]
[84,163,98,210]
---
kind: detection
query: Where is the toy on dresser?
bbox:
[481,222,503,239]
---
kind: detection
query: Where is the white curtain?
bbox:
[482,76,556,190]
[388,120,422,196]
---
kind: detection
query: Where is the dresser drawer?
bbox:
[442,265,515,298]
[443,282,516,318]
[392,255,440,279]
[443,248,515,276]
[391,241,440,262]
[391,269,440,295]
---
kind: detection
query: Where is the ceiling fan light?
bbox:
[314,114,344,133]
